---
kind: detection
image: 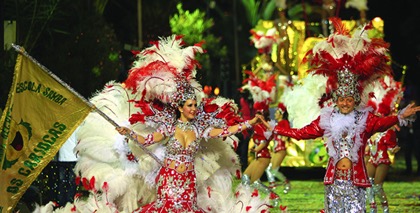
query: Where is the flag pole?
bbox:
[11,44,163,166]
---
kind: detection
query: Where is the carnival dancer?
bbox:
[35,35,271,213]
[116,86,264,213]
[239,71,281,206]
[265,103,291,193]
[273,18,420,212]
[365,75,403,213]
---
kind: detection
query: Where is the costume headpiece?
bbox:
[123,35,204,108]
[366,75,404,116]
[277,102,287,114]
[250,26,280,54]
[173,78,197,106]
[240,70,277,112]
[303,17,392,105]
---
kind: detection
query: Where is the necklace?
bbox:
[176,120,194,131]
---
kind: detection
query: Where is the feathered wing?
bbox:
[364,75,404,116]
[191,97,270,213]
[79,81,168,208]
[282,74,329,128]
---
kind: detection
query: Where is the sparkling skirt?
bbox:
[324,168,366,213]
[134,166,205,213]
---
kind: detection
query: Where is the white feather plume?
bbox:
[282,74,328,128]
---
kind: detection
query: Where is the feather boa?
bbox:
[319,107,370,164]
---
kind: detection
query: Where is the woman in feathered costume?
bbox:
[274,18,420,212]
[365,75,403,213]
[36,35,270,213]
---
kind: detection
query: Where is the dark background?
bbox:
[1,0,420,105]
[103,0,420,105]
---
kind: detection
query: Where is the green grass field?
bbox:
[257,154,420,212]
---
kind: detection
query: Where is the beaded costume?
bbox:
[274,106,404,212]
[366,129,397,167]
[364,74,403,213]
[133,123,204,212]
[252,123,273,159]
[275,18,414,212]
[272,120,289,152]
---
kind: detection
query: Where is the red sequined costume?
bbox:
[134,131,203,212]
[134,123,232,213]
[273,120,289,152]
[128,95,266,213]
[366,128,398,167]
[274,107,398,187]
[252,123,273,159]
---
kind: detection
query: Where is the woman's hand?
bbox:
[249,113,264,126]
[116,126,131,135]
[401,103,420,119]
[390,146,401,154]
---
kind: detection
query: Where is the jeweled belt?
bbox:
[335,168,352,180]
[164,158,194,173]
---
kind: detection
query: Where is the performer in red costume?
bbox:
[113,36,269,213]
[242,106,281,206]
[265,103,292,193]
[274,18,420,212]
[365,75,403,213]
[239,71,280,206]
[366,128,398,213]
[117,90,264,213]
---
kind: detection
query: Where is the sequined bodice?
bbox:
[165,136,200,162]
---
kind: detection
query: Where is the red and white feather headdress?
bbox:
[303,17,392,105]
[240,71,277,112]
[124,35,204,108]
[250,27,280,54]
[366,75,404,116]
